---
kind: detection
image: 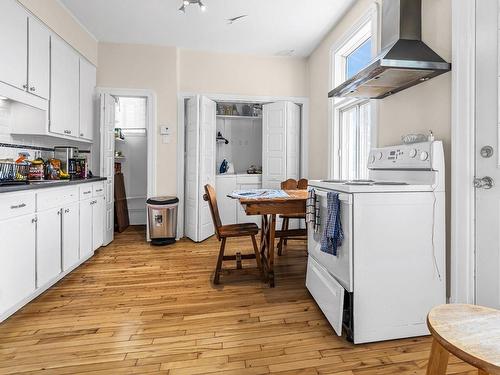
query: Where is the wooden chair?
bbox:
[203,184,263,284]
[426,304,500,375]
[277,178,308,256]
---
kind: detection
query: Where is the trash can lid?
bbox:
[147,196,179,205]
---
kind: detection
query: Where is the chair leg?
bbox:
[213,238,226,285]
[425,338,449,375]
[283,218,289,246]
[277,217,287,256]
[251,235,264,280]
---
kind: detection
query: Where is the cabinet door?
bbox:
[36,208,62,287]
[262,102,287,189]
[79,58,96,140]
[92,197,105,251]
[62,202,79,271]
[0,0,28,90]
[50,37,79,137]
[0,214,36,315]
[216,176,237,225]
[79,199,93,259]
[28,18,50,99]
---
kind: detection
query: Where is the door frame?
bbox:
[97,87,158,208]
[450,0,476,304]
[176,92,309,239]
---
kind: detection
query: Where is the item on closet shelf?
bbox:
[227,162,234,174]
[242,104,252,116]
[252,104,262,117]
[219,159,229,174]
[247,165,257,174]
[216,131,229,144]
[232,104,239,116]
[401,133,428,144]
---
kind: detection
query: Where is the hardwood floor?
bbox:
[0,226,473,375]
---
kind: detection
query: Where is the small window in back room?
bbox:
[346,37,372,79]
[115,97,147,129]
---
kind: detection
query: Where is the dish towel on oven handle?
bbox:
[320,192,344,256]
[306,189,320,232]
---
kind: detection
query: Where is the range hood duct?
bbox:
[328,0,451,100]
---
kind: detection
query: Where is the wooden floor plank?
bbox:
[0,226,471,374]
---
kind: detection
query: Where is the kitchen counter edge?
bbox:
[0,177,107,194]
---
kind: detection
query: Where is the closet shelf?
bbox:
[115,137,125,142]
[216,115,262,120]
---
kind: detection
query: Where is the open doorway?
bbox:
[98,89,157,244]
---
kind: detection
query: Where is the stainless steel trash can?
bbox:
[147,196,179,245]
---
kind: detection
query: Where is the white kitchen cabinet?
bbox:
[28,17,50,100]
[92,196,105,251]
[79,199,93,259]
[0,213,36,316]
[79,58,96,140]
[0,0,28,91]
[36,208,62,287]
[216,175,237,225]
[50,36,80,138]
[62,202,79,271]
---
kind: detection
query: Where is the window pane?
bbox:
[115,97,147,129]
[346,38,372,79]
[357,102,371,179]
[340,106,358,180]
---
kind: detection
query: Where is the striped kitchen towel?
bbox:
[320,192,343,256]
[306,189,321,233]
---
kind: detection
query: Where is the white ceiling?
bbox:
[60,0,355,57]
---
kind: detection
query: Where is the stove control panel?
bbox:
[367,141,433,170]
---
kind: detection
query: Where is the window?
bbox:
[330,7,378,180]
[115,97,147,129]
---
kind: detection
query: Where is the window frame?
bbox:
[328,3,380,179]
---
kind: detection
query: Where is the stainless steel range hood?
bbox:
[328,0,451,100]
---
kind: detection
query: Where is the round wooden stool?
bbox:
[426,304,500,375]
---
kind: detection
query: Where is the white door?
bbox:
[475,0,500,308]
[62,202,79,271]
[0,0,27,91]
[184,96,200,241]
[79,59,96,140]
[28,17,50,99]
[93,196,105,251]
[100,93,116,246]
[263,102,288,189]
[198,96,217,241]
[36,208,62,287]
[80,199,93,259]
[286,102,301,181]
[50,37,79,137]
[0,214,36,315]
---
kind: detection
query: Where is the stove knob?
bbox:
[377,152,383,160]
[409,149,417,158]
[420,151,429,161]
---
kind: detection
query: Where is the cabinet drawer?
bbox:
[79,184,93,200]
[37,187,78,211]
[236,175,262,184]
[93,182,105,197]
[0,192,36,221]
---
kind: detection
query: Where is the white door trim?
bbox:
[96,88,158,203]
[176,92,309,239]
[450,0,476,304]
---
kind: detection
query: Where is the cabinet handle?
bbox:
[29,86,36,92]
[10,203,26,209]
[83,191,91,195]
[96,189,103,192]
[22,84,27,89]
[31,217,37,223]
[80,133,84,137]
[65,209,70,213]
[57,210,61,215]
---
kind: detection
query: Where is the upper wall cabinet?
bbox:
[28,17,50,100]
[79,58,97,140]
[0,0,28,91]
[50,37,80,138]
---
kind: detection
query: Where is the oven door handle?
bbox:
[314,190,352,203]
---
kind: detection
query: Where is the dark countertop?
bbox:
[0,177,107,194]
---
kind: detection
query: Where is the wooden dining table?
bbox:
[237,190,308,287]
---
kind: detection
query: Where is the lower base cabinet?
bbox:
[0,214,36,315]
[92,196,104,251]
[79,199,93,259]
[62,202,79,271]
[36,207,62,288]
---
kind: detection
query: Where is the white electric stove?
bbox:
[306,141,446,344]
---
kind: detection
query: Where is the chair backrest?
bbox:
[203,184,222,239]
[281,178,298,190]
[297,178,308,190]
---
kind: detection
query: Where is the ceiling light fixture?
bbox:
[178,0,207,13]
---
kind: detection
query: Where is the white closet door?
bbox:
[100,93,116,246]
[262,102,288,189]
[184,96,201,241]
[286,102,301,180]
[198,96,216,241]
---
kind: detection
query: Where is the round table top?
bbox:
[428,304,500,374]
